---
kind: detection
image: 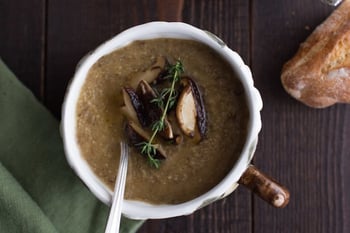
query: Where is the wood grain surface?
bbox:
[1,0,349,232]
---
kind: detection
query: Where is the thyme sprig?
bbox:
[138,60,184,168]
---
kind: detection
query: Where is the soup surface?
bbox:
[76,38,249,204]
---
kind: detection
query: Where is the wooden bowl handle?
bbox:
[238,165,290,208]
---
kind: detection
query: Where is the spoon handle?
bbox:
[105,142,129,233]
[321,0,342,6]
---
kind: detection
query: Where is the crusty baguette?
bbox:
[281,0,350,108]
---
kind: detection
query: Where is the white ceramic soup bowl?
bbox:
[61,22,289,220]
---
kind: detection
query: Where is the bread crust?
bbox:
[281,0,350,108]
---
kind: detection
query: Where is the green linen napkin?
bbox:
[0,59,143,233]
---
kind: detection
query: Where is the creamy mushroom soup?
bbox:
[76,38,249,204]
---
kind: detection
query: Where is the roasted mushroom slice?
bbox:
[154,58,171,84]
[160,118,174,140]
[186,78,207,138]
[137,80,160,126]
[122,87,147,127]
[137,80,174,139]
[176,78,207,139]
[152,56,167,70]
[124,121,166,160]
[130,56,168,88]
[176,85,197,137]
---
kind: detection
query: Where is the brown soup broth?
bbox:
[76,38,249,204]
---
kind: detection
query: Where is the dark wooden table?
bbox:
[1,1,349,232]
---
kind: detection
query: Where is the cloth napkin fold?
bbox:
[0,59,143,233]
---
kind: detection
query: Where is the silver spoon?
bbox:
[321,0,342,6]
[105,141,129,233]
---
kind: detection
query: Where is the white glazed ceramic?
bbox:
[61,22,263,220]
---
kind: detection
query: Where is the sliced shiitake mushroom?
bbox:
[186,78,207,138]
[129,56,168,88]
[122,87,146,127]
[152,56,167,70]
[176,77,207,139]
[137,80,174,139]
[136,80,160,126]
[160,119,174,140]
[176,85,197,137]
[124,121,166,160]
[155,58,171,84]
